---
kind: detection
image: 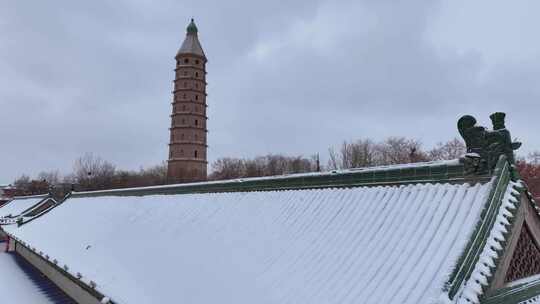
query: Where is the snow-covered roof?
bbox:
[0,195,47,219]
[521,296,540,304]
[4,157,539,303]
[0,250,56,303]
[5,180,492,304]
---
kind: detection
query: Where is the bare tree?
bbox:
[328,137,428,169]
[376,137,428,165]
[11,158,168,194]
[311,153,322,172]
[73,153,116,190]
[517,157,540,199]
[13,175,31,195]
[210,158,245,180]
[289,156,313,173]
[140,161,168,185]
[328,147,340,170]
[210,154,319,180]
[37,170,61,186]
[12,174,49,195]
[428,138,466,161]
[528,151,540,165]
[328,139,378,170]
[244,157,265,177]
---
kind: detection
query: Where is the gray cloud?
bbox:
[1,0,539,182]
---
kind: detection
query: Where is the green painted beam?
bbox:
[483,279,540,304]
[447,155,516,299]
[69,162,487,198]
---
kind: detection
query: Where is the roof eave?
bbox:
[446,155,527,303]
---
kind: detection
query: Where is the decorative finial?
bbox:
[457,112,521,174]
[187,18,198,34]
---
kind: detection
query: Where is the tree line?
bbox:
[211,137,466,179]
[208,137,540,200]
[13,153,167,196]
[11,137,540,199]
[517,152,540,200]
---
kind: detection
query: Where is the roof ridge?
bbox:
[69,159,483,198]
[11,194,49,200]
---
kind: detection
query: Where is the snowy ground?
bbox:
[0,245,54,303]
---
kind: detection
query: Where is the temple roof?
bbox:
[3,156,540,303]
[0,250,72,303]
[0,194,47,219]
[3,171,489,303]
[177,18,206,58]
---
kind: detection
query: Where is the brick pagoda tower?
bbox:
[167,19,208,183]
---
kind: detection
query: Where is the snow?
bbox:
[506,274,540,288]
[503,273,540,304]
[456,180,521,304]
[5,181,491,304]
[0,195,46,219]
[0,249,54,303]
[520,295,540,304]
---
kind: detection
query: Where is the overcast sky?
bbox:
[1,0,540,182]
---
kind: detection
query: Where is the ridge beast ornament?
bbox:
[457,112,521,174]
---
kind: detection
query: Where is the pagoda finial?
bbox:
[187,18,198,34]
[177,18,206,58]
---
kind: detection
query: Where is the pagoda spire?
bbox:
[177,18,206,58]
